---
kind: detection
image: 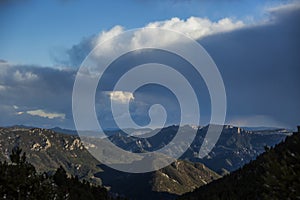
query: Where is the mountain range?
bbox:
[103,125,290,174]
[0,124,292,199]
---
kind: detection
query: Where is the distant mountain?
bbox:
[187,125,290,174]
[51,127,78,135]
[241,126,285,131]
[179,127,300,200]
[51,126,153,137]
[251,128,292,134]
[104,124,290,174]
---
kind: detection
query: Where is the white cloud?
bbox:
[94,25,124,45]
[26,109,65,120]
[13,70,38,82]
[146,17,244,39]
[109,91,134,104]
[79,16,246,79]
[90,16,244,57]
[0,85,6,91]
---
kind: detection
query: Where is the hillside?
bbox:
[0,125,292,199]
[179,127,300,200]
[0,126,220,199]
[97,160,220,200]
[189,125,289,174]
[0,147,112,200]
[0,126,102,185]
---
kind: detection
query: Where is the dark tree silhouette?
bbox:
[0,148,117,200]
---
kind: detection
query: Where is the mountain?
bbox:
[0,124,291,199]
[241,126,286,131]
[51,127,153,137]
[179,127,300,200]
[0,126,103,185]
[105,124,290,174]
[188,125,290,174]
[96,160,220,200]
[51,127,78,135]
[0,126,220,199]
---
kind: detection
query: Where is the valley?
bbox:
[0,124,291,199]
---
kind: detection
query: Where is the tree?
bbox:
[9,146,26,165]
[0,148,117,200]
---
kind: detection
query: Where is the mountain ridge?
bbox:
[0,126,220,199]
[0,124,292,199]
[179,127,300,200]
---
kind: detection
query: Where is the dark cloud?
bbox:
[200,4,300,127]
[63,4,300,128]
[0,64,76,128]
[54,36,96,67]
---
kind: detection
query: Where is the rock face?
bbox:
[96,160,220,200]
[151,160,220,194]
[0,127,102,185]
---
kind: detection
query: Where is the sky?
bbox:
[0,0,299,130]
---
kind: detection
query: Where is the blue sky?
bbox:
[0,0,300,129]
[0,0,293,66]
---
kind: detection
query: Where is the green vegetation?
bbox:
[0,147,114,200]
[179,132,300,200]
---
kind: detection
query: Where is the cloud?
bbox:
[201,2,300,128]
[13,70,39,82]
[145,17,244,39]
[26,109,65,119]
[116,17,244,52]
[64,2,300,128]
[1,2,299,129]
[109,91,134,104]
[0,85,6,91]
[17,111,24,115]
[228,115,288,128]
[0,63,76,128]
[266,2,300,13]
[95,25,124,45]
[61,16,244,67]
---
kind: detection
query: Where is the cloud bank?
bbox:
[0,62,75,128]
